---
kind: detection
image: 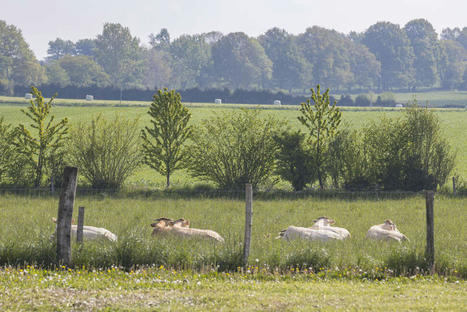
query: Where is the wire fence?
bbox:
[0,186,445,201]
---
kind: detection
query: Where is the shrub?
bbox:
[274,130,316,191]
[326,128,371,190]
[69,114,142,189]
[362,104,455,191]
[0,117,15,184]
[187,109,281,191]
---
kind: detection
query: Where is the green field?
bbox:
[1,96,466,188]
[0,267,465,311]
[1,194,465,274]
[1,95,466,309]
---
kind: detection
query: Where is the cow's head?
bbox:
[151,217,173,228]
[384,219,396,231]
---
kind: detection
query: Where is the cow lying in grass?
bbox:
[51,217,117,242]
[276,216,351,242]
[366,219,409,242]
[151,217,224,242]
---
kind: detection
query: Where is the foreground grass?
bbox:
[0,267,465,311]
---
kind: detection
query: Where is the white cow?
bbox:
[366,219,408,242]
[52,218,117,242]
[151,217,224,243]
[276,217,350,242]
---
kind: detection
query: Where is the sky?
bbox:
[2,0,466,60]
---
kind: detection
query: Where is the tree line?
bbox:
[0,86,457,193]
[1,19,467,98]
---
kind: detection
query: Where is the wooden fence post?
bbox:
[452,177,456,195]
[243,183,253,267]
[425,190,435,272]
[56,166,78,266]
[77,206,85,243]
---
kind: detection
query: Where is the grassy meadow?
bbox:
[1,95,466,310]
[0,193,465,275]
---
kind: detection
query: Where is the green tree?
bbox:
[211,32,272,89]
[439,40,466,89]
[141,89,193,188]
[274,130,315,191]
[298,85,342,189]
[149,28,171,50]
[13,87,69,187]
[57,55,110,87]
[169,34,211,89]
[45,62,70,87]
[259,28,313,92]
[70,114,141,189]
[297,27,355,90]
[47,38,76,60]
[404,19,442,88]
[188,109,280,191]
[142,49,172,89]
[75,39,96,57]
[362,22,415,90]
[95,23,143,100]
[0,20,46,95]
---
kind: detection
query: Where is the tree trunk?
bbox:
[166,171,170,189]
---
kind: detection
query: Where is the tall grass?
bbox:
[0,194,465,276]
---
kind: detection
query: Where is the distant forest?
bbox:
[1,19,467,101]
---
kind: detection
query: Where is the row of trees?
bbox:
[1,20,467,97]
[0,86,456,192]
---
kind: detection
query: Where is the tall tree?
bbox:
[13,87,69,187]
[170,34,211,89]
[362,22,415,90]
[439,40,466,89]
[211,32,272,89]
[95,23,143,99]
[57,55,110,87]
[47,38,76,60]
[142,48,173,89]
[297,27,355,90]
[259,28,312,92]
[141,89,193,188]
[0,20,46,95]
[45,62,70,87]
[404,19,442,88]
[149,28,171,50]
[75,39,96,57]
[298,85,342,189]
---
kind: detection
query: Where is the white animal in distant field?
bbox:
[151,217,224,243]
[276,217,350,242]
[51,218,117,242]
[366,219,408,242]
